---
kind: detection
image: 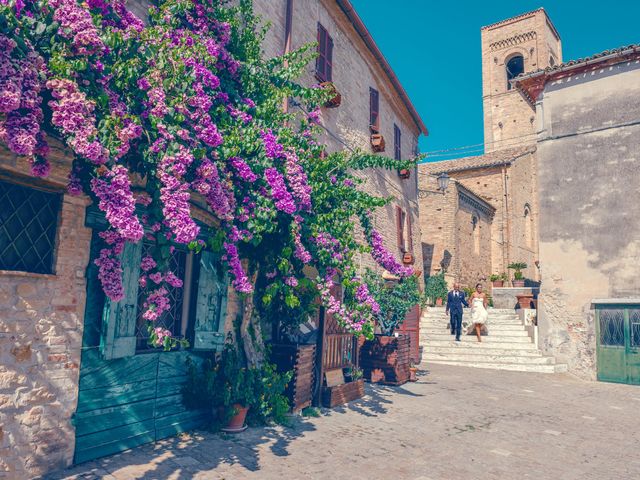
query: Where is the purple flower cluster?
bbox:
[292,219,312,264]
[284,150,312,211]
[140,255,157,272]
[284,276,298,287]
[355,282,380,314]
[152,327,172,347]
[368,228,413,277]
[143,287,171,321]
[223,241,252,293]
[192,159,235,221]
[229,157,257,182]
[50,0,105,56]
[318,275,368,332]
[158,149,200,244]
[260,129,284,159]
[90,165,144,242]
[264,167,296,215]
[94,230,126,301]
[47,78,108,164]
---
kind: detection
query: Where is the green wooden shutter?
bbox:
[100,241,143,359]
[193,251,228,350]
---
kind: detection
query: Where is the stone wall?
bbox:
[254,0,424,280]
[481,9,561,151]
[0,146,91,477]
[536,60,640,379]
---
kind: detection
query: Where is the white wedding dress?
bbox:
[467,298,488,335]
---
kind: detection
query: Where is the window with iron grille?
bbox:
[394,124,402,160]
[135,243,189,351]
[369,87,379,131]
[316,23,333,82]
[0,179,61,274]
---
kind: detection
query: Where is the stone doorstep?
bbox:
[423,352,556,365]
[421,360,567,374]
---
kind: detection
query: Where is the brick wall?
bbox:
[0,146,91,477]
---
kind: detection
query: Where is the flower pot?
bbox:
[220,404,249,433]
[516,293,534,309]
[360,334,411,386]
[512,279,525,287]
[320,82,341,108]
[409,367,418,382]
[491,280,504,287]
[398,169,411,179]
[435,297,443,306]
[321,379,365,407]
[370,133,385,152]
[402,252,414,265]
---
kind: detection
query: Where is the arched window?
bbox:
[506,55,524,90]
[549,56,556,67]
[472,215,480,255]
[524,205,532,248]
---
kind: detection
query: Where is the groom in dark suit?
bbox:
[446,283,469,341]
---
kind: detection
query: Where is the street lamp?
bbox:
[418,172,451,198]
[437,173,450,192]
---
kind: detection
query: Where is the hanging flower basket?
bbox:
[370,133,385,152]
[402,252,414,265]
[398,169,411,179]
[320,82,342,108]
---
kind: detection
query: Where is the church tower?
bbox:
[481,9,562,152]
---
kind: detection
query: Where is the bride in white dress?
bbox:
[469,283,488,342]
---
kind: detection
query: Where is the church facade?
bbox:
[419,8,558,288]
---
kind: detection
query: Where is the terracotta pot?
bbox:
[435,297,443,306]
[409,367,418,382]
[398,169,411,179]
[491,280,504,287]
[370,133,385,152]
[320,82,341,108]
[220,404,249,432]
[516,294,534,309]
[402,252,414,265]
[512,279,525,287]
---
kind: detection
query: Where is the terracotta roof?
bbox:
[419,145,535,174]
[336,0,428,135]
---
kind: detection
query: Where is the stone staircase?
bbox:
[419,307,567,373]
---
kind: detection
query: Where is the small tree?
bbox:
[508,262,528,280]
[425,272,448,306]
[363,270,421,336]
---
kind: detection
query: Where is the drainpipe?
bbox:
[501,164,511,273]
[282,0,294,113]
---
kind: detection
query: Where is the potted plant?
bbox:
[398,169,411,179]
[402,252,414,265]
[408,362,418,382]
[320,81,342,108]
[359,271,421,386]
[508,262,527,287]
[370,133,385,152]
[516,293,534,309]
[425,272,448,307]
[490,273,506,287]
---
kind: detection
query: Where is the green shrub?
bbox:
[425,272,448,306]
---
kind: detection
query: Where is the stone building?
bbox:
[255,0,428,278]
[419,8,558,289]
[514,45,640,382]
[0,1,426,476]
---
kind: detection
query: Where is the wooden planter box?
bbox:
[270,344,316,412]
[360,334,410,386]
[321,379,364,408]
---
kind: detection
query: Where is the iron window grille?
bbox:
[0,179,61,274]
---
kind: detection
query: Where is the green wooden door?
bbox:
[73,229,227,464]
[595,305,640,385]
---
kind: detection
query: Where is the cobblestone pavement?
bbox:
[51,364,640,480]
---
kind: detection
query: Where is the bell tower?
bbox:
[481,9,562,152]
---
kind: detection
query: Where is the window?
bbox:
[396,206,412,253]
[506,55,524,90]
[316,23,333,82]
[549,56,556,67]
[135,243,189,351]
[524,205,532,248]
[394,124,401,161]
[472,215,480,255]
[0,179,61,274]
[369,87,379,131]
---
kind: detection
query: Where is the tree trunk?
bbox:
[239,267,264,369]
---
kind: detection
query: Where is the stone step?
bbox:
[423,352,555,365]
[421,324,525,332]
[421,339,538,350]
[422,333,533,343]
[423,308,517,315]
[420,360,568,374]
[425,345,545,356]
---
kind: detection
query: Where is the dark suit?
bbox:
[446,290,469,340]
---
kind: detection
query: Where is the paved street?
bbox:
[51,364,640,480]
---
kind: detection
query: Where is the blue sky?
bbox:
[350,1,640,160]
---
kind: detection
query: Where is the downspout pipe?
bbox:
[282,0,294,113]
